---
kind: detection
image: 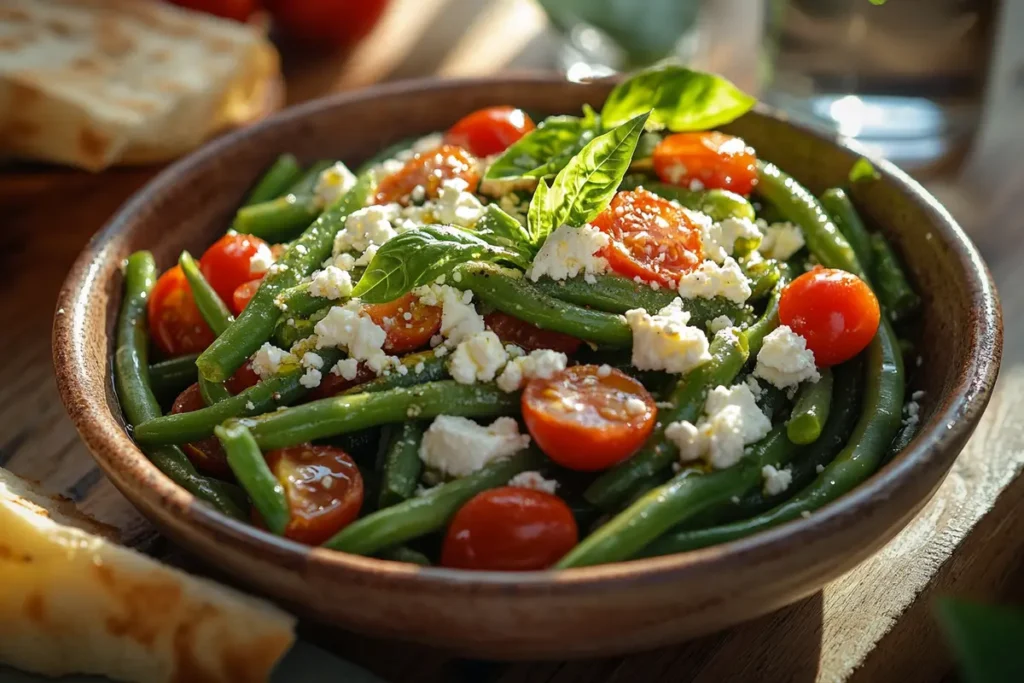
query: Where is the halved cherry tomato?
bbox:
[224,361,261,394]
[362,292,442,354]
[305,364,376,401]
[779,267,880,367]
[653,132,758,195]
[167,0,259,21]
[484,311,582,355]
[591,189,703,287]
[231,279,263,315]
[199,233,272,305]
[264,444,364,545]
[265,0,390,49]
[444,106,535,158]
[441,487,578,571]
[148,265,216,356]
[522,365,657,471]
[374,144,479,205]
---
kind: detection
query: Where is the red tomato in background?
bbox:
[374,144,480,205]
[199,233,271,306]
[266,0,391,49]
[231,279,263,316]
[167,0,260,21]
[653,132,758,195]
[484,311,582,355]
[522,365,657,472]
[441,487,578,571]
[148,266,216,357]
[445,107,535,158]
[779,268,881,367]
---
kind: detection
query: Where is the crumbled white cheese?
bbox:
[625,298,710,374]
[666,383,772,469]
[331,252,357,271]
[334,204,401,255]
[314,302,396,374]
[762,464,793,496]
[449,331,508,384]
[434,178,485,227]
[757,221,806,261]
[301,352,324,369]
[248,242,274,275]
[313,161,356,208]
[527,224,610,282]
[251,343,296,380]
[745,375,765,400]
[496,349,568,392]
[708,315,734,334]
[507,471,559,494]
[597,364,612,378]
[911,390,926,401]
[815,464,826,474]
[244,400,256,411]
[702,217,762,263]
[903,400,921,427]
[332,357,361,380]
[677,257,751,305]
[624,396,649,416]
[427,285,485,345]
[308,266,354,300]
[419,416,530,477]
[754,326,820,389]
[299,368,323,389]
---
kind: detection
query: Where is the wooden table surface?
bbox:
[3,1,1024,682]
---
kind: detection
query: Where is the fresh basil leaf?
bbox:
[848,157,881,183]
[474,204,532,247]
[527,178,553,243]
[601,66,755,131]
[485,113,601,181]
[935,598,1024,683]
[546,111,649,231]
[352,226,531,303]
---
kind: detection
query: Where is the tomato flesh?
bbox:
[485,311,582,355]
[148,265,216,357]
[362,292,442,354]
[441,487,578,570]
[445,106,535,158]
[652,132,758,195]
[304,364,376,401]
[522,365,657,471]
[779,267,881,367]
[265,0,390,48]
[374,144,479,205]
[199,233,271,306]
[231,279,263,316]
[171,384,231,478]
[265,444,364,545]
[591,189,703,287]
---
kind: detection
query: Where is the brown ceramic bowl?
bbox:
[53,76,1002,659]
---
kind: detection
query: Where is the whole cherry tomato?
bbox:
[231,279,263,316]
[167,0,259,22]
[445,106,535,158]
[362,292,442,354]
[522,365,657,471]
[266,0,391,49]
[199,233,271,306]
[590,189,703,288]
[653,132,758,195]
[779,267,881,367]
[484,311,582,355]
[374,144,479,205]
[441,487,578,571]
[148,265,216,356]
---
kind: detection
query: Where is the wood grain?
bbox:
[1,0,1021,681]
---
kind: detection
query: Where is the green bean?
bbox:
[869,233,921,321]
[275,284,335,319]
[241,381,520,451]
[644,320,903,554]
[324,449,545,554]
[787,368,833,444]
[114,252,245,519]
[178,251,233,335]
[559,426,793,567]
[377,546,432,566]
[756,162,866,279]
[198,376,232,406]
[744,278,785,357]
[215,423,289,535]
[584,328,750,509]
[287,160,335,195]
[148,354,199,400]
[341,350,450,395]
[621,177,756,222]
[752,378,789,421]
[243,154,302,207]
[455,263,632,348]
[232,194,320,243]
[198,174,374,383]
[883,417,919,465]
[820,188,874,273]
[744,259,781,301]
[134,349,343,445]
[531,273,753,328]
[378,422,424,508]
[272,316,317,350]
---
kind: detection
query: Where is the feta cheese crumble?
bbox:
[332,357,361,380]
[757,221,806,261]
[625,298,710,374]
[308,266,354,300]
[702,217,762,263]
[527,224,610,282]
[496,349,568,392]
[313,161,356,207]
[508,471,559,494]
[334,204,400,255]
[314,302,397,374]
[248,242,274,275]
[753,325,821,389]
[708,314,734,334]
[419,416,530,477]
[677,257,751,305]
[666,383,772,469]
[435,178,486,227]
[449,331,509,384]
[251,343,296,380]
[761,464,793,496]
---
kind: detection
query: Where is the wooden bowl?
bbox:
[53,76,1002,659]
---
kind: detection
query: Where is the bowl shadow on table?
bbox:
[301,592,826,683]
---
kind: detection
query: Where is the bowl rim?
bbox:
[54,74,1003,594]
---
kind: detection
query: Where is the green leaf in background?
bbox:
[485,107,600,181]
[848,157,881,183]
[352,226,531,303]
[601,66,755,132]
[935,598,1024,683]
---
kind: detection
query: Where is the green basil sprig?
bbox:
[848,157,881,183]
[484,106,600,181]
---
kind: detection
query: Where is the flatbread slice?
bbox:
[0,468,296,683]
